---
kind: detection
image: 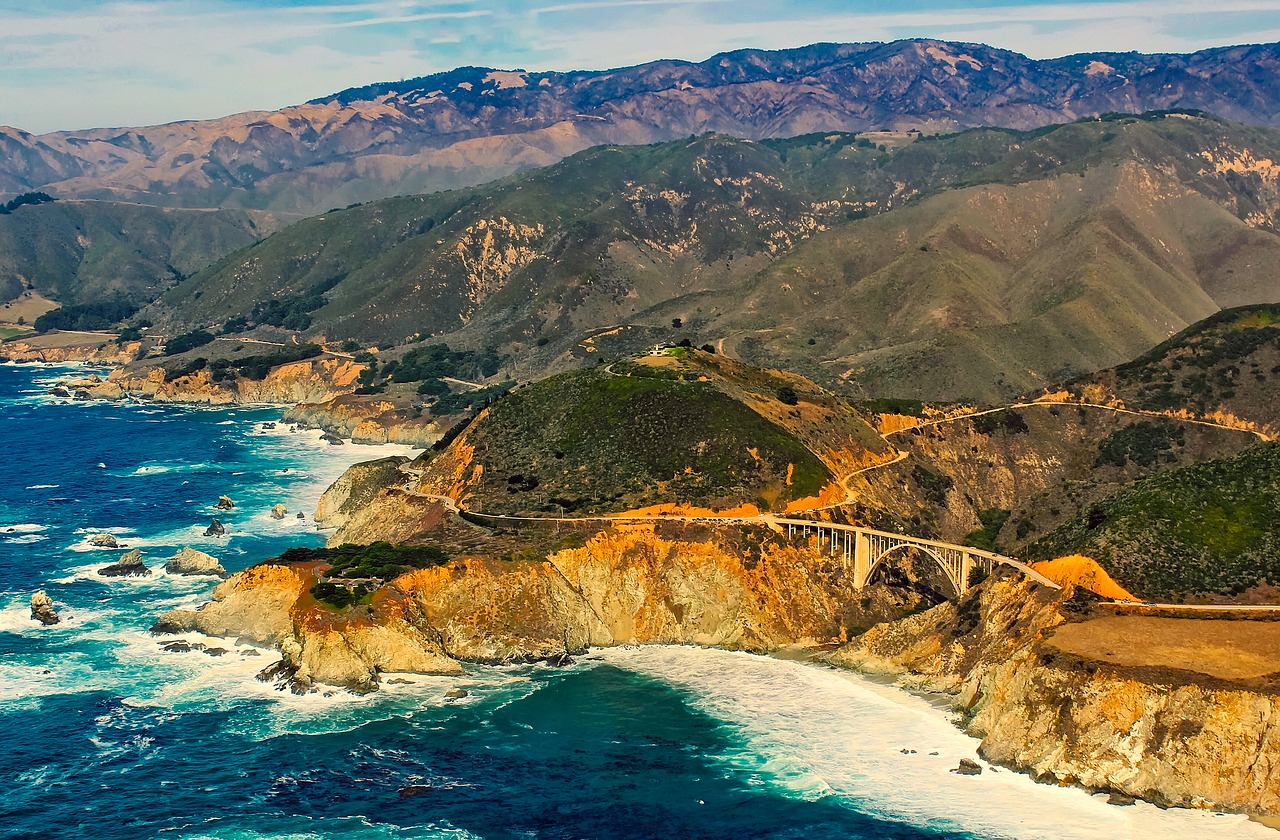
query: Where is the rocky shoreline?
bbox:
[830,570,1280,818]
[5,344,448,447]
[150,511,1280,819]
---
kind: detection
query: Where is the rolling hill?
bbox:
[388,348,894,517]
[0,198,279,308]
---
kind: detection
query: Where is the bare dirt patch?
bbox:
[1047,614,1280,681]
[0,291,59,325]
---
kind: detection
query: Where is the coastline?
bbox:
[6,354,1276,834]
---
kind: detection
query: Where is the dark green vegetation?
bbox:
[162,330,215,356]
[1027,443,1280,600]
[964,508,1012,552]
[972,410,1029,436]
[280,542,451,608]
[1080,304,1280,431]
[207,345,324,381]
[144,113,1280,401]
[0,192,54,214]
[1094,421,1185,468]
[33,299,137,332]
[461,363,832,515]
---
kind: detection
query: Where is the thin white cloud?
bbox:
[328,9,492,27]
[0,0,1277,133]
[534,0,728,14]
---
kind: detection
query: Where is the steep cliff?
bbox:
[153,522,930,693]
[284,395,452,447]
[831,570,1280,816]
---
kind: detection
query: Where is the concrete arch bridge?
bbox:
[769,518,1060,597]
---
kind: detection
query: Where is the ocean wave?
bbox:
[128,461,215,476]
[599,646,1270,840]
[23,484,58,489]
[3,534,49,544]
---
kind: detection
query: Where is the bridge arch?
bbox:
[863,542,964,599]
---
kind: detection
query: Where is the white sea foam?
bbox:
[24,484,58,489]
[597,647,1271,840]
[3,534,49,544]
[1,522,48,533]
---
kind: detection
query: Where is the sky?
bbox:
[3,0,1279,133]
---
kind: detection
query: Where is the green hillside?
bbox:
[439,354,835,515]
[0,199,276,306]
[1026,442,1280,600]
[1073,303,1280,432]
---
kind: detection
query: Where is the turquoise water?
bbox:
[0,362,1268,839]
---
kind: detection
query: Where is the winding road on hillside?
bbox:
[398,388,1275,611]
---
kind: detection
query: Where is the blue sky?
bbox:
[3,0,1279,133]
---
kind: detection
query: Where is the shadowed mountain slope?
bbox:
[0,200,277,307]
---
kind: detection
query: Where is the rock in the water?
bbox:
[164,546,227,578]
[30,590,60,625]
[47,386,71,398]
[952,758,983,776]
[320,432,344,445]
[544,652,576,667]
[98,549,151,578]
[296,512,306,520]
[161,641,193,653]
[270,504,288,520]
[204,518,226,537]
[88,532,119,548]
[215,495,235,510]
[399,785,432,799]
[444,688,469,700]
[1107,792,1136,806]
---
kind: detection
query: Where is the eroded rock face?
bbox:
[151,524,911,693]
[831,570,1280,817]
[30,591,59,625]
[98,549,150,578]
[271,504,288,520]
[313,456,410,530]
[164,547,228,578]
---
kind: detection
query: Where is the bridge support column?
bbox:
[958,552,973,595]
[853,531,872,589]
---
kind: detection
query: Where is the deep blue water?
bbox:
[0,362,1267,840]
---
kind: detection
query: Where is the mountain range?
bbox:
[143,111,1280,402]
[5,39,1280,215]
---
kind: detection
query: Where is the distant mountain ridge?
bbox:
[5,39,1280,214]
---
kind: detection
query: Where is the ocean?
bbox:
[0,361,1267,839]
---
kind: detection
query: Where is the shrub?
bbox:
[163,330,216,356]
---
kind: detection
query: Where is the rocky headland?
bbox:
[152,519,932,694]
[830,568,1280,817]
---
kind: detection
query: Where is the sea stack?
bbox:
[215,495,235,510]
[98,549,151,577]
[271,504,288,520]
[30,591,60,625]
[204,519,227,537]
[164,547,228,578]
[88,533,119,548]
